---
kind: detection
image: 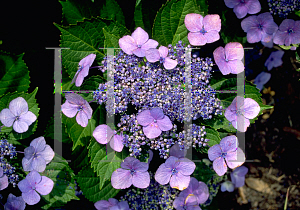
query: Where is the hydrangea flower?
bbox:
[22,136,55,172]
[169,143,186,159]
[61,93,93,127]
[119,27,158,57]
[71,54,96,87]
[273,19,300,46]
[173,194,201,210]
[254,72,271,91]
[145,46,178,70]
[224,0,261,19]
[230,165,248,188]
[0,97,37,133]
[241,12,278,44]
[208,135,245,176]
[213,42,244,75]
[4,193,26,210]
[18,170,54,205]
[220,181,234,192]
[0,167,8,191]
[136,107,173,139]
[264,50,284,71]
[111,157,150,189]
[93,124,124,152]
[94,198,130,210]
[224,96,260,132]
[184,13,221,46]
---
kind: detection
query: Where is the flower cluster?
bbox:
[268,0,300,18]
[177,124,208,150]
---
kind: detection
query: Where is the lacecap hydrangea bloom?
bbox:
[94,198,129,210]
[273,19,300,46]
[230,165,248,187]
[0,166,8,191]
[4,193,26,210]
[224,0,261,19]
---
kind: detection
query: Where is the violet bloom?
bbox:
[173,194,201,210]
[224,96,260,132]
[220,181,234,192]
[61,93,93,127]
[184,13,221,46]
[273,19,300,46]
[213,42,244,75]
[264,50,284,71]
[224,0,261,19]
[22,136,55,173]
[4,193,26,210]
[136,108,172,139]
[18,170,54,205]
[94,198,129,210]
[208,135,245,176]
[0,167,8,191]
[230,165,248,188]
[0,97,37,133]
[145,46,178,70]
[254,72,271,91]
[93,124,124,152]
[241,12,278,44]
[111,157,150,189]
[71,54,96,87]
[119,27,158,57]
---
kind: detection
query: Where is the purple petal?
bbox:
[245,0,261,14]
[0,167,2,177]
[233,4,248,19]
[0,175,8,191]
[145,49,160,62]
[165,156,180,169]
[170,172,190,190]
[235,165,248,176]
[241,16,258,32]
[273,31,288,46]
[121,157,140,170]
[109,135,124,152]
[39,145,55,164]
[220,135,238,153]
[75,67,89,87]
[94,200,112,209]
[22,190,40,205]
[111,168,132,189]
[176,158,196,175]
[108,198,119,205]
[279,19,295,31]
[225,147,245,169]
[141,39,159,51]
[150,108,165,120]
[169,143,186,159]
[242,98,260,119]
[22,157,33,171]
[136,110,154,126]
[76,110,89,127]
[261,33,273,44]
[157,116,172,131]
[203,15,221,32]
[18,179,31,193]
[119,35,137,55]
[154,163,172,185]
[178,177,199,198]
[221,181,234,192]
[147,150,153,164]
[35,176,54,195]
[224,108,237,122]
[225,42,244,61]
[194,182,210,204]
[4,194,26,210]
[143,123,162,139]
[213,157,227,176]
[184,13,203,32]
[131,27,149,45]
[284,35,292,46]
[227,60,244,74]
[19,111,36,126]
[158,46,169,58]
[79,54,96,68]
[61,101,78,118]
[32,156,46,172]
[188,32,206,46]
[82,102,93,119]
[231,96,245,110]
[65,93,85,105]
[13,120,29,133]
[132,161,149,172]
[163,57,178,70]
[231,174,245,188]
[24,146,34,159]
[132,171,150,188]
[203,30,220,44]
[115,201,130,210]
[0,109,15,127]
[224,0,240,8]
[208,144,222,161]
[247,28,262,43]
[9,97,28,116]
[217,60,232,75]
[173,196,185,209]
[213,46,225,63]
[93,124,114,144]
[231,115,250,132]
[262,40,274,48]
[30,136,46,153]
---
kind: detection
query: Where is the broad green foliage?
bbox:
[193,161,216,183]
[279,44,299,50]
[195,0,209,16]
[0,87,39,144]
[76,166,120,202]
[44,116,72,144]
[40,154,79,209]
[0,51,30,97]
[295,10,300,17]
[204,127,221,147]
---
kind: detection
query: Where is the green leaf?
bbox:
[152,0,201,46]
[295,10,300,17]
[70,142,89,170]
[0,87,39,143]
[0,51,30,97]
[100,0,125,26]
[195,0,209,16]
[135,0,142,7]
[88,138,129,190]
[204,127,221,147]
[103,24,130,48]
[40,154,79,209]
[296,51,300,62]
[279,45,292,50]
[76,166,120,202]
[44,116,71,143]
[193,161,216,183]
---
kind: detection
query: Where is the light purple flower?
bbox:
[220,181,234,192]
[61,93,93,127]
[208,135,245,176]
[93,124,124,152]
[173,194,201,210]
[71,54,96,87]
[18,170,54,205]
[254,72,271,91]
[213,42,244,75]
[169,143,186,159]
[111,157,150,189]
[136,108,173,139]
[145,46,178,69]
[261,39,274,48]
[94,198,130,210]
[224,96,260,132]
[273,19,300,46]
[0,167,8,191]
[224,0,261,19]
[230,165,248,188]
[4,193,26,210]
[155,156,196,191]
[241,12,278,43]
[119,27,158,57]
[264,50,284,71]
[0,97,37,133]
[291,46,297,50]
[22,136,55,173]
[184,13,221,46]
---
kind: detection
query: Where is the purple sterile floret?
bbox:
[264,50,284,71]
[4,193,26,210]
[119,27,159,57]
[224,96,260,132]
[94,198,130,210]
[241,12,278,44]
[18,170,54,205]
[0,167,8,191]
[173,194,201,210]
[224,0,261,19]
[220,181,234,192]
[93,124,124,152]
[0,97,37,133]
[61,93,93,127]
[184,13,221,46]
[273,19,300,46]
[71,54,96,87]
[136,107,173,139]
[145,46,178,69]
[230,165,248,188]
[22,136,55,173]
[111,157,150,189]
[213,42,244,75]
[254,72,271,91]
[169,143,186,159]
[208,135,245,176]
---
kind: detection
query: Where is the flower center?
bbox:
[137,45,142,48]
[159,57,165,64]
[78,105,83,111]
[32,186,36,190]
[258,24,263,30]
[130,169,136,175]
[77,65,83,72]
[236,109,243,116]
[288,29,294,34]
[153,119,157,123]
[240,0,245,3]
[15,116,20,121]
[200,27,207,35]
[220,152,227,158]
[171,168,178,175]
[225,58,229,62]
